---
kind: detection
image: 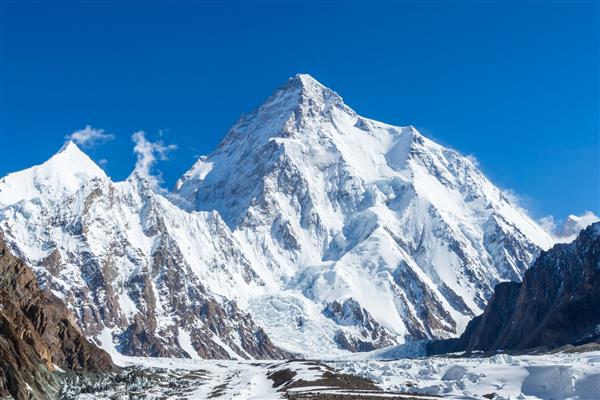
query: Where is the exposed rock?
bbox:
[437,222,600,353]
[323,299,396,352]
[175,74,553,349]
[0,234,114,400]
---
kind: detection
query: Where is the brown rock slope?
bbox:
[0,235,114,400]
[434,222,600,354]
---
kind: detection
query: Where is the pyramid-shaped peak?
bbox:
[290,73,325,88]
[51,140,104,172]
[0,140,107,207]
[284,73,338,99]
[57,140,85,155]
[264,73,349,117]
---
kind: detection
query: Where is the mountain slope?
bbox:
[0,144,287,360]
[0,141,107,208]
[175,74,553,353]
[0,233,114,400]
[452,221,600,352]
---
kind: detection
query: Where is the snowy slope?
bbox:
[0,141,107,208]
[0,143,286,360]
[176,74,554,354]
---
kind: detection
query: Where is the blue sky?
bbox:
[0,1,598,221]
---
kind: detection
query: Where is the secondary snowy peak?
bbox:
[176,74,554,354]
[0,141,107,207]
[0,143,287,360]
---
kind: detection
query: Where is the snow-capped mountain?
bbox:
[0,142,286,359]
[176,74,554,353]
[0,74,555,358]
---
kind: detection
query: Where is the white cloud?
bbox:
[538,211,600,243]
[500,188,537,221]
[131,131,177,189]
[537,215,557,235]
[465,154,480,167]
[501,188,522,206]
[67,125,115,148]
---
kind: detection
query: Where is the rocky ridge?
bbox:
[0,234,114,400]
[175,74,554,353]
[435,222,600,353]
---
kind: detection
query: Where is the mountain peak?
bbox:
[0,140,107,207]
[57,139,81,154]
[47,140,105,175]
[294,73,342,100]
[289,73,325,89]
[271,73,346,111]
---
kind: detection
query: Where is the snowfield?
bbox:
[332,350,600,400]
[61,350,600,399]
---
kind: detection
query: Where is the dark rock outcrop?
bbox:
[323,298,396,352]
[0,235,114,400]
[433,222,600,354]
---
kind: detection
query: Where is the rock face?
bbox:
[323,299,395,352]
[1,74,556,358]
[448,222,600,352]
[0,234,114,400]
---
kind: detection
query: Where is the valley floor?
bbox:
[58,349,599,400]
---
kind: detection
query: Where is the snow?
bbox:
[333,350,600,400]
[178,328,200,359]
[63,349,600,400]
[211,334,245,360]
[0,141,107,208]
[174,73,556,353]
[0,169,268,359]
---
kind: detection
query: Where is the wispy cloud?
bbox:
[465,154,480,168]
[539,211,600,243]
[67,125,115,148]
[131,131,177,189]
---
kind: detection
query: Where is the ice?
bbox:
[521,366,574,399]
[174,73,555,353]
[68,349,599,399]
[332,350,600,400]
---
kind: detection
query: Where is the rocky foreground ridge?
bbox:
[0,234,114,400]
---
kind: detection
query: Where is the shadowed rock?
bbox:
[431,222,600,354]
[0,235,115,400]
